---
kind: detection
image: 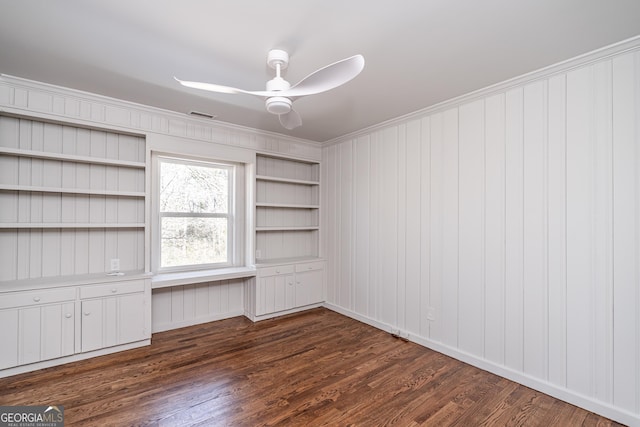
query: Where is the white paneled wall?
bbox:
[151,278,246,332]
[322,49,640,425]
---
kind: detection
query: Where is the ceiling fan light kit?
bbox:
[175,49,365,130]
[265,96,292,115]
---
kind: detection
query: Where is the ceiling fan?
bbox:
[175,49,365,130]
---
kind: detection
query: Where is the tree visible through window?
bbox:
[159,158,233,270]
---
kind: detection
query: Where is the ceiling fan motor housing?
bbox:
[265,72,292,115]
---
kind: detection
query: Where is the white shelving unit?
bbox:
[255,153,320,264]
[0,115,151,376]
[248,154,324,321]
[0,116,147,280]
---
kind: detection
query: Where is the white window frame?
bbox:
[153,154,238,273]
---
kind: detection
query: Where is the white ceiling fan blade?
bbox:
[278,54,365,99]
[279,109,302,130]
[174,77,276,97]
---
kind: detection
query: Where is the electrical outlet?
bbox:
[110,258,120,272]
[426,306,436,321]
[255,249,262,259]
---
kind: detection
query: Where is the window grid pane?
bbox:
[158,158,233,270]
[160,161,230,214]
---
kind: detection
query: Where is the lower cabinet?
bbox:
[0,275,150,374]
[80,280,147,352]
[255,261,324,317]
[0,288,76,370]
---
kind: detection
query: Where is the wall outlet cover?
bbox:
[110,258,120,272]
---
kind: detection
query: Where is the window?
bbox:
[157,156,234,271]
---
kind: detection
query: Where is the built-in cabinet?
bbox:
[0,288,76,369]
[0,115,151,377]
[254,261,324,316]
[80,279,148,352]
[0,275,151,375]
[250,154,324,320]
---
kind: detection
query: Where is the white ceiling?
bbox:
[1,1,640,142]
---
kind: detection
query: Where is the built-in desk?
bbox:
[151,267,257,289]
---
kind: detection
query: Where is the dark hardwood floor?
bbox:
[0,308,624,426]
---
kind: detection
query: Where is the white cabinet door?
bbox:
[256,273,295,316]
[295,269,323,307]
[0,302,75,369]
[81,293,146,352]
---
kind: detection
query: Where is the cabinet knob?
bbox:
[65,313,72,319]
[111,288,118,293]
[84,312,91,316]
[308,266,312,270]
[33,297,41,302]
[276,269,280,274]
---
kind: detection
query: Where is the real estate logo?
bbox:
[0,405,64,427]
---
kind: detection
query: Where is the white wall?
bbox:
[322,45,640,425]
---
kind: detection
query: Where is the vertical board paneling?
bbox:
[522,81,548,379]
[547,74,568,387]
[339,141,353,309]
[368,131,380,319]
[405,119,422,335]
[325,144,337,304]
[441,109,459,347]
[612,51,639,413]
[429,113,444,343]
[566,66,594,396]
[458,100,485,355]
[151,279,246,332]
[592,60,613,404]
[397,125,407,330]
[419,117,431,337]
[354,135,370,316]
[505,88,525,371]
[378,127,398,326]
[484,93,506,365]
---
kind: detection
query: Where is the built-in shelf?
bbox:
[0,115,147,283]
[0,184,145,198]
[0,223,145,229]
[256,202,319,209]
[0,147,146,169]
[255,153,320,264]
[256,175,319,186]
[255,226,319,231]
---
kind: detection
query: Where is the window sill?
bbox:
[151,266,256,289]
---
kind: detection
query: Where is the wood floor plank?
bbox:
[0,308,626,426]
